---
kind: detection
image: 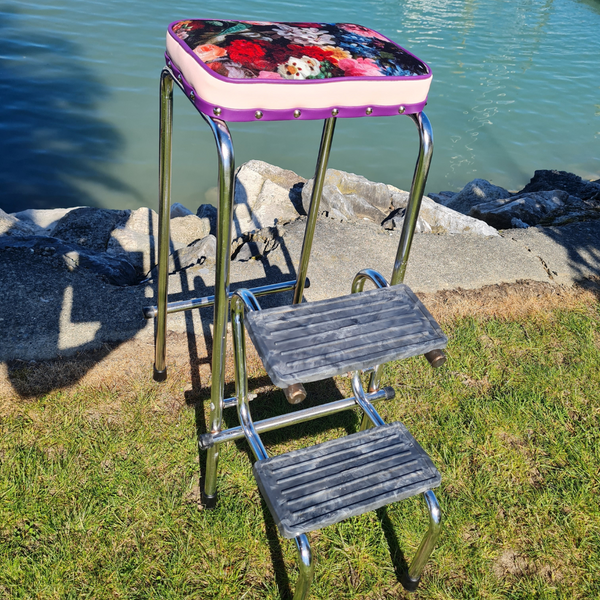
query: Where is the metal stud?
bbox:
[398,105,406,114]
[177,73,182,82]
[331,108,339,117]
[190,91,195,102]
[366,107,373,115]
[255,110,263,120]
[293,109,301,118]
[213,107,222,116]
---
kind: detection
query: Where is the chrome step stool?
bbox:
[146,19,445,597]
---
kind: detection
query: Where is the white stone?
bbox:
[11,207,82,234]
[1,208,41,237]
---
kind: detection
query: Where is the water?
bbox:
[1,0,599,214]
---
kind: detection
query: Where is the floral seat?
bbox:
[166,20,432,122]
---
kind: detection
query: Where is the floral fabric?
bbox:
[172,20,429,80]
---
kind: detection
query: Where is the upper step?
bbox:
[245,284,447,387]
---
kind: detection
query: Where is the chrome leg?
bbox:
[292,534,314,600]
[391,112,434,286]
[153,68,174,382]
[201,116,235,506]
[292,117,337,305]
[402,490,442,591]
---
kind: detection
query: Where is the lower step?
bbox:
[253,422,441,539]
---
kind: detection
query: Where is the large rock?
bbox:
[170,214,212,247]
[0,235,139,286]
[469,190,584,229]
[0,208,39,237]
[386,187,499,236]
[233,160,304,236]
[443,179,511,215]
[517,170,600,201]
[52,207,130,252]
[301,170,390,222]
[11,207,82,235]
[197,204,217,235]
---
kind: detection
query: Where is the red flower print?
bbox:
[287,44,333,63]
[227,39,269,70]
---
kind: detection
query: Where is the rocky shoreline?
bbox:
[1,162,598,287]
[1,163,599,364]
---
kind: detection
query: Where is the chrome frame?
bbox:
[151,63,439,595]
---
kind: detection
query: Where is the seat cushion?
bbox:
[166,20,432,121]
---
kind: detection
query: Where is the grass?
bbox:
[1,284,599,599]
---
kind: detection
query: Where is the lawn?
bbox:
[1,285,599,599]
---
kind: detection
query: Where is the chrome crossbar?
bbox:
[199,387,394,449]
[143,278,304,319]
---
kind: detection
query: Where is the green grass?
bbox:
[1,301,599,599]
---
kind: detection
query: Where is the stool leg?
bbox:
[201,116,235,507]
[391,111,434,286]
[401,490,442,591]
[154,68,174,382]
[293,534,314,600]
[292,117,337,305]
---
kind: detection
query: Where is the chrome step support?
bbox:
[231,290,314,600]
[391,112,434,286]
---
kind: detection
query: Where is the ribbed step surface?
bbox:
[254,422,441,539]
[245,284,447,387]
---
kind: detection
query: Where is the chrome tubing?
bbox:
[293,534,314,600]
[231,293,269,462]
[391,112,434,286]
[403,490,442,591]
[351,269,391,430]
[198,387,394,449]
[292,117,337,305]
[202,115,235,505]
[351,372,386,428]
[143,279,300,319]
[153,68,174,382]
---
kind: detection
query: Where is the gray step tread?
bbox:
[245,284,447,387]
[254,422,441,539]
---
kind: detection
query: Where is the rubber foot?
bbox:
[201,491,218,509]
[153,366,168,382]
[400,572,420,592]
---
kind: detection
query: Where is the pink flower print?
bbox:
[338,23,389,41]
[258,71,283,79]
[193,44,227,62]
[338,57,382,76]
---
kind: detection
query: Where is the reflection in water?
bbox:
[0,6,139,213]
[1,0,599,212]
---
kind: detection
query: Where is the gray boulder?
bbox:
[444,179,511,215]
[52,207,130,252]
[197,204,217,235]
[233,160,304,236]
[517,169,600,201]
[0,208,39,237]
[170,214,212,247]
[170,202,193,218]
[469,190,584,229]
[10,207,82,235]
[0,235,138,286]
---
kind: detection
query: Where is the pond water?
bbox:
[2,0,599,214]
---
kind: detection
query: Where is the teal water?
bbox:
[1,0,599,214]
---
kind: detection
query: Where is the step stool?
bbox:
[145,19,442,598]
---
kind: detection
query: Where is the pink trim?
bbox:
[166,55,427,122]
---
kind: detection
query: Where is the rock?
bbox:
[301,170,390,222]
[382,208,431,233]
[0,208,39,237]
[197,204,217,235]
[170,202,193,218]
[444,179,511,215]
[166,234,217,273]
[233,240,265,262]
[0,235,139,286]
[386,186,499,236]
[469,190,583,229]
[52,207,130,252]
[233,161,303,236]
[517,169,600,201]
[10,207,82,234]
[119,206,159,238]
[427,191,456,206]
[169,214,212,247]
[107,228,157,276]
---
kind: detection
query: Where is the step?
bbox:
[245,284,447,387]
[253,422,441,539]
